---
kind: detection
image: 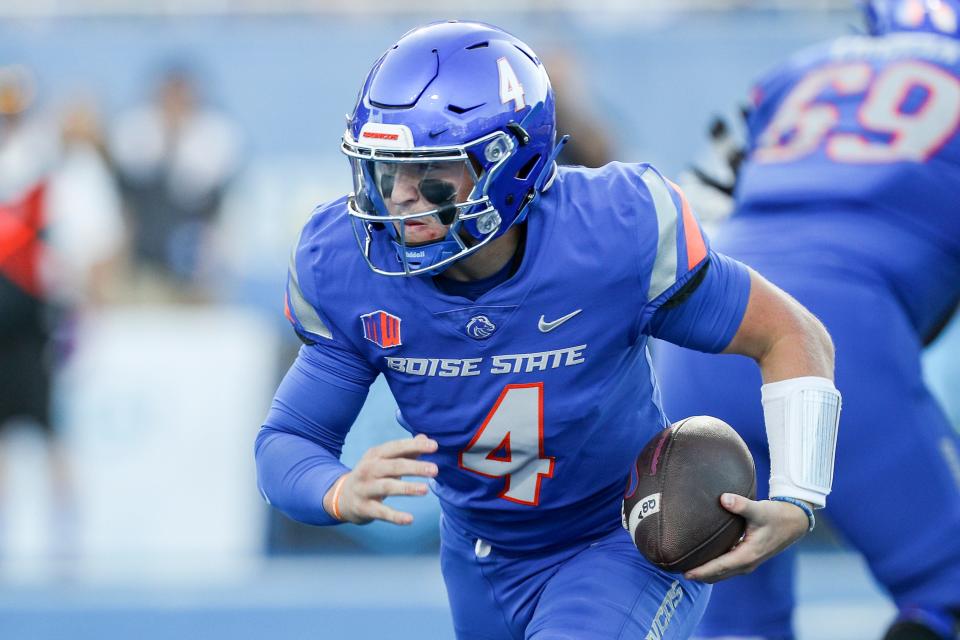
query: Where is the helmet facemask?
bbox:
[343,129,518,276]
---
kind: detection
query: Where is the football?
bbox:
[623,415,756,573]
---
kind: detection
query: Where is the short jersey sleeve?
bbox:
[636,165,710,311]
[630,165,751,351]
[648,251,752,353]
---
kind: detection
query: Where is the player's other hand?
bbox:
[683,493,810,583]
[324,434,439,526]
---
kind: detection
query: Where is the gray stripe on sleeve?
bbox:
[641,170,680,302]
[288,234,333,340]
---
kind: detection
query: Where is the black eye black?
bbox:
[419,179,457,205]
[380,173,395,198]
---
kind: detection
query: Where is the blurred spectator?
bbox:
[0,65,123,558]
[46,99,126,307]
[109,64,241,302]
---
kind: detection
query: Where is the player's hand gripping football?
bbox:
[323,433,439,525]
[683,494,811,583]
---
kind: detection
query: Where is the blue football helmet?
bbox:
[864,0,960,38]
[341,20,566,276]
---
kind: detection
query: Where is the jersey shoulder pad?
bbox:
[284,196,353,344]
[557,163,709,304]
[550,163,655,243]
[631,164,709,304]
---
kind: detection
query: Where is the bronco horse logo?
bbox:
[465,315,497,340]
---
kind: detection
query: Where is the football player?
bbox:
[255,21,841,639]
[654,2,960,638]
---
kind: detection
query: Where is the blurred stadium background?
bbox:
[0,1,958,638]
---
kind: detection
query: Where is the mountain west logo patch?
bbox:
[361,310,402,348]
[466,314,497,340]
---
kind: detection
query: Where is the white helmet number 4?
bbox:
[497,57,526,112]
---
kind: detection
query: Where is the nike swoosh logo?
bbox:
[538,309,582,333]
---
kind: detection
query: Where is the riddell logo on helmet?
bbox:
[356,123,415,149]
[362,131,400,141]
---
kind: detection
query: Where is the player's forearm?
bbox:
[725,270,840,509]
[754,312,834,384]
[254,427,349,526]
[254,348,371,525]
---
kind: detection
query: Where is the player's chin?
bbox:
[403,226,447,246]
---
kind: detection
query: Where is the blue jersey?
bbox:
[653,31,960,638]
[271,162,750,552]
[733,32,960,336]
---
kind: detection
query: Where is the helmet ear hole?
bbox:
[515,154,542,181]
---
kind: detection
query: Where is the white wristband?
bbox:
[761,376,841,509]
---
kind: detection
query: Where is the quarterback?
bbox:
[255,21,841,639]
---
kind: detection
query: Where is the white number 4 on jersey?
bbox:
[459,383,555,505]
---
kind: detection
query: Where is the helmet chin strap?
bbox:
[392,233,461,275]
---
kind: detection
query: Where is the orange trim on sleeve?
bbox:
[666,179,707,270]
[283,292,294,324]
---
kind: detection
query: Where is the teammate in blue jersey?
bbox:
[654,2,960,639]
[255,21,843,639]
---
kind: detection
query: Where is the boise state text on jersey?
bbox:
[283,162,748,551]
